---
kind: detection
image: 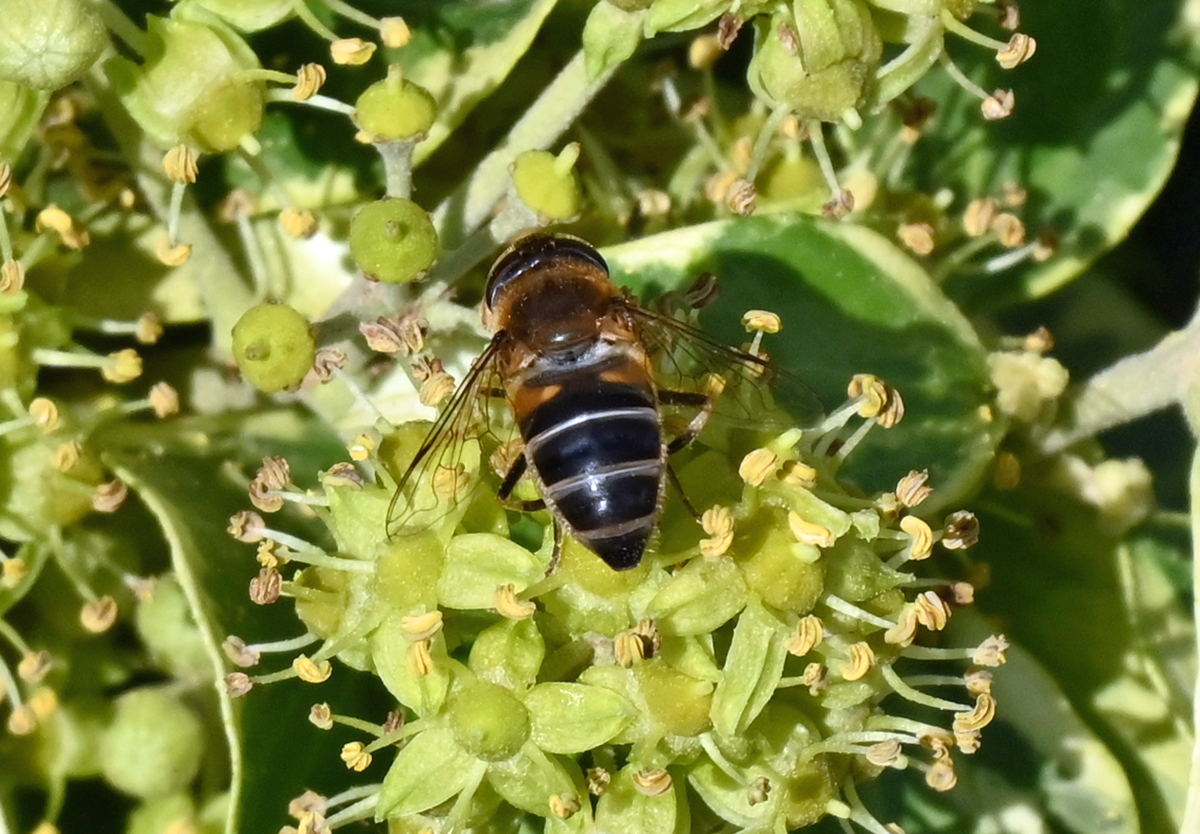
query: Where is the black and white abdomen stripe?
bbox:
[520,381,664,570]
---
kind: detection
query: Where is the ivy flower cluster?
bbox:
[225,314,1003,834]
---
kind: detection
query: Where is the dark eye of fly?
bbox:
[486,234,609,309]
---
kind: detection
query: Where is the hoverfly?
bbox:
[386,232,820,571]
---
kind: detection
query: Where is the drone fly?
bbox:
[387,232,819,571]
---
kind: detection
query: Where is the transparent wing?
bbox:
[385,335,517,537]
[625,301,824,436]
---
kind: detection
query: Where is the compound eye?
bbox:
[485,234,609,309]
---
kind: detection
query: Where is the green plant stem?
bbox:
[1180,388,1200,834]
[377,141,415,200]
[430,49,616,247]
[1043,309,1200,452]
[92,0,149,57]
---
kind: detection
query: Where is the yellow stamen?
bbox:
[340,741,373,771]
[331,38,376,65]
[785,615,824,656]
[293,655,333,683]
[841,642,875,681]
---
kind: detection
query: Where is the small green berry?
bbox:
[349,198,438,284]
[0,0,108,90]
[99,688,205,799]
[231,302,315,393]
[511,146,583,222]
[447,679,531,761]
[355,65,437,142]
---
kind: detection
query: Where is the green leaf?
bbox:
[972,475,1193,831]
[396,0,559,166]
[99,410,377,834]
[376,727,481,819]
[525,682,635,754]
[916,0,1200,305]
[932,612,1140,834]
[604,214,1000,507]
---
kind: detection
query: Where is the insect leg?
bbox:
[498,454,547,511]
[666,462,702,521]
[545,518,564,576]
[660,388,715,455]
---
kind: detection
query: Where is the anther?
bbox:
[841,642,875,681]
[292,64,327,100]
[80,596,118,633]
[293,655,333,683]
[495,584,536,620]
[380,17,411,49]
[400,610,444,640]
[785,615,824,656]
[633,768,672,796]
[331,38,376,65]
[340,741,372,771]
[787,512,836,548]
[700,506,734,559]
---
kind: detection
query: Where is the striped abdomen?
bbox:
[517,356,664,570]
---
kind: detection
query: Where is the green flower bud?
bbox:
[135,576,211,681]
[106,11,264,152]
[127,794,197,834]
[0,0,108,90]
[355,66,437,142]
[512,146,583,222]
[469,618,545,693]
[349,198,438,284]
[0,79,49,166]
[448,679,531,761]
[747,3,882,122]
[99,688,205,798]
[231,302,315,393]
[0,439,103,541]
